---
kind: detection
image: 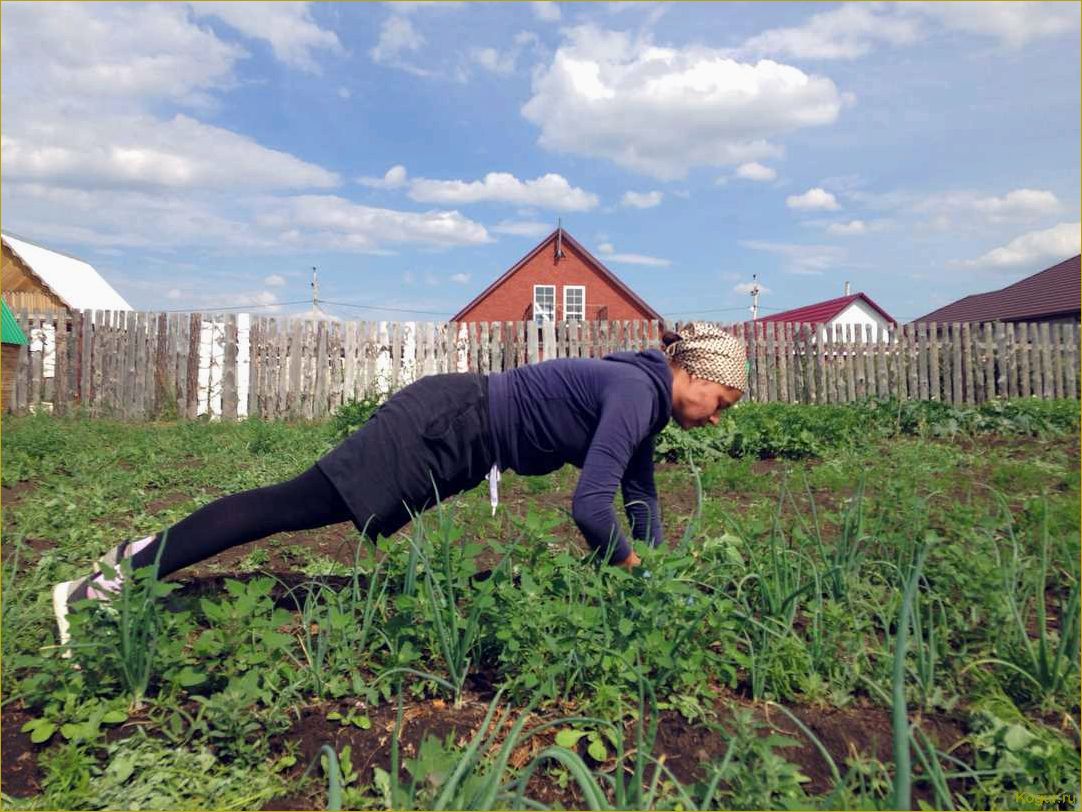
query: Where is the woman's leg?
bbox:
[54,466,353,645]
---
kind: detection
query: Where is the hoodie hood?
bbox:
[603,349,673,434]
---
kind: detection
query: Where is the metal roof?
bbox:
[756,292,897,325]
[911,254,1080,323]
[2,233,132,312]
[1,299,27,345]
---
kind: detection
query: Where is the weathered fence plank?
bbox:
[11,314,1075,420]
[1065,323,1078,400]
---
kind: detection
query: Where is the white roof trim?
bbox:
[2,233,131,312]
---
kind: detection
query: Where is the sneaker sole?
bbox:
[52,580,74,658]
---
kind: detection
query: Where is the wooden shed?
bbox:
[2,299,28,412]
[1,233,131,314]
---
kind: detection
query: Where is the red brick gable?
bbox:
[452,229,663,323]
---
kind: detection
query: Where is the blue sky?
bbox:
[1,1,1079,323]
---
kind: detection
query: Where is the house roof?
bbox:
[2,233,132,312]
[1,300,27,345]
[450,228,663,322]
[756,292,897,325]
[911,254,1081,324]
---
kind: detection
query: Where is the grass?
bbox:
[1,404,1079,810]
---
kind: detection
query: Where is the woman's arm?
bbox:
[571,384,656,565]
[620,436,662,549]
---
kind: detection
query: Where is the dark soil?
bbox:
[180,522,364,578]
[1,703,44,798]
[2,536,57,572]
[2,480,37,514]
[259,687,971,810]
[145,491,193,515]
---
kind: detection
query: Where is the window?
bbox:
[564,285,585,321]
[533,285,555,324]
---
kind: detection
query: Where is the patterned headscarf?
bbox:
[663,322,748,392]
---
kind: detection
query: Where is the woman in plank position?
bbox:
[53,323,746,648]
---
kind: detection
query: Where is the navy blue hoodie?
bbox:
[487,349,673,563]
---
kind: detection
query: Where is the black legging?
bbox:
[127,466,352,578]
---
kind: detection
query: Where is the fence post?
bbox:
[526,320,539,365]
[839,324,850,402]
[1005,322,1018,399]
[542,319,556,361]
[1065,323,1078,400]
[183,313,199,419]
[994,321,1007,399]
[221,314,238,420]
[931,322,943,402]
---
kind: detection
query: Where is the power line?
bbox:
[663,305,787,316]
[161,298,312,313]
[320,299,451,317]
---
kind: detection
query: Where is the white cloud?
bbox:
[167,288,183,300]
[2,113,339,191]
[1,182,491,253]
[827,219,867,235]
[408,172,598,211]
[338,86,351,99]
[253,290,281,311]
[901,2,1080,48]
[739,4,921,60]
[733,281,772,295]
[357,164,409,189]
[450,272,471,284]
[735,162,777,182]
[264,274,287,287]
[385,2,466,13]
[960,222,1081,269]
[370,15,426,66]
[741,239,846,275]
[971,189,1061,221]
[0,3,245,110]
[470,46,516,76]
[465,32,539,78]
[621,190,663,209]
[737,2,1077,62]
[909,187,1064,230]
[258,195,492,250]
[595,242,671,267]
[189,2,343,73]
[521,25,845,180]
[531,2,561,22]
[491,220,552,237]
[787,187,840,211]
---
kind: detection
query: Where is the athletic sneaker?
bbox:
[51,535,157,656]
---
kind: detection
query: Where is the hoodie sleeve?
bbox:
[621,436,662,548]
[571,382,657,564]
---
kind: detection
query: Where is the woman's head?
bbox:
[663,324,746,429]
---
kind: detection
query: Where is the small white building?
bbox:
[757,288,896,341]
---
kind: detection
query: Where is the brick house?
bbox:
[451,228,663,324]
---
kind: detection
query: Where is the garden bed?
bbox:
[2,404,1079,810]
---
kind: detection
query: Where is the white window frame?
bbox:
[563,285,586,321]
[533,284,556,324]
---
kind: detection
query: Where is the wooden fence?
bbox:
[4,310,1079,421]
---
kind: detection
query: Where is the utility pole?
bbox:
[749,274,761,320]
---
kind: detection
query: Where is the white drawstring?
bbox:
[485,463,501,516]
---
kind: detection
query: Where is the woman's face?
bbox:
[671,375,743,429]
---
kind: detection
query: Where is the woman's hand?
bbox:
[617,550,642,571]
